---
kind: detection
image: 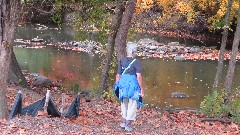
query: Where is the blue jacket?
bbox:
[114,74,143,107]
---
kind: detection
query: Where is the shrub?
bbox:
[68,82,81,94]
[200,89,240,124]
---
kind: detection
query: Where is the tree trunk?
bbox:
[24,0,27,5]
[0,0,20,119]
[115,0,137,61]
[224,3,240,97]
[8,50,29,88]
[213,0,234,88]
[99,0,125,95]
[0,89,8,119]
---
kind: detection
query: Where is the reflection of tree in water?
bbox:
[45,51,93,89]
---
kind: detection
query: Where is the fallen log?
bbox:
[200,118,232,124]
[162,107,199,114]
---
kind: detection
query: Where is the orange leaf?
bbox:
[37,111,48,116]
[81,126,92,132]
[103,126,111,132]
[43,123,50,128]
[79,111,86,116]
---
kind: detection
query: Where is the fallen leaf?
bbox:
[37,111,47,116]
[81,126,92,132]
[103,126,111,132]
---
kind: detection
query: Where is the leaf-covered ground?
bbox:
[0,85,239,135]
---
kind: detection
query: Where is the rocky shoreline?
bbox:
[14,24,240,62]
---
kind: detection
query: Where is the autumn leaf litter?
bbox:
[0,85,239,135]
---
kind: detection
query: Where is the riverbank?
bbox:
[0,84,239,134]
[14,31,240,62]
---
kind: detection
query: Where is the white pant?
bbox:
[121,98,138,121]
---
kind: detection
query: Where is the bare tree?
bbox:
[0,0,21,119]
[100,0,137,95]
[115,0,137,61]
[99,0,125,95]
[224,2,240,99]
[213,0,234,88]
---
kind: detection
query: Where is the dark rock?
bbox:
[32,75,53,87]
[171,92,189,98]
[80,90,91,96]
[174,56,186,61]
[85,97,91,102]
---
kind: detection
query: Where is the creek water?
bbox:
[13,24,240,109]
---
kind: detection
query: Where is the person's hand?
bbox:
[140,90,144,97]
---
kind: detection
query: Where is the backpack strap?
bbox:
[122,59,136,75]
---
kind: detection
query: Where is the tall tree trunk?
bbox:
[8,51,29,88]
[213,0,234,88]
[0,89,7,119]
[115,0,137,61]
[224,2,240,98]
[99,0,125,95]
[0,0,20,119]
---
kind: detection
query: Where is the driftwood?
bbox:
[43,90,50,113]
[61,93,65,115]
[200,118,232,124]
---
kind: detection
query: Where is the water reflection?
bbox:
[14,46,101,90]
[142,58,240,108]
[14,46,240,109]
[13,24,240,109]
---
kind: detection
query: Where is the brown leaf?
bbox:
[136,120,143,126]
[154,123,160,128]
[19,128,27,134]
[215,121,221,127]
[103,126,111,133]
[37,111,48,116]
[163,111,170,117]
[43,123,50,128]
[79,111,86,116]
[98,101,105,105]
[81,126,92,132]
[9,124,18,128]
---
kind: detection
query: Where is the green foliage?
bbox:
[51,0,76,26]
[200,89,240,124]
[68,81,81,94]
[200,90,227,117]
[18,79,22,84]
[103,86,116,101]
[51,7,64,26]
[68,0,111,45]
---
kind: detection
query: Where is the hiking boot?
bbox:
[125,126,133,132]
[120,118,126,128]
[125,120,133,132]
[120,122,126,128]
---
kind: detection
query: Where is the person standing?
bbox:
[114,42,144,132]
